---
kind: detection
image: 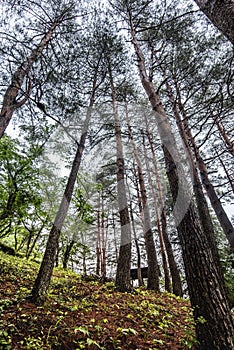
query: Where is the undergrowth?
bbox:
[0,251,197,349]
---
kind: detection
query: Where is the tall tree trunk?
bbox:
[30,133,87,302]
[145,126,183,296]
[165,79,224,270]
[126,9,234,349]
[125,103,159,291]
[0,12,67,138]
[193,0,234,45]
[29,72,98,303]
[142,131,171,292]
[107,63,132,292]
[174,80,234,253]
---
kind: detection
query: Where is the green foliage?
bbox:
[117,327,138,335]
[74,188,95,225]
[214,220,234,308]
[225,269,234,308]
[0,136,39,219]
[0,328,12,350]
[0,136,49,258]
[20,336,44,350]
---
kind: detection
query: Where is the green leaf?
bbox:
[74,326,89,336]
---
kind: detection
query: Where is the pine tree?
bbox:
[29,26,106,302]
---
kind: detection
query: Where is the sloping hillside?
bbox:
[0,252,196,349]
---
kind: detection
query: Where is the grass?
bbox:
[0,251,197,349]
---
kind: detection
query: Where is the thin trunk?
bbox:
[174,81,234,253]
[145,125,183,296]
[14,221,21,252]
[196,151,234,252]
[111,206,119,263]
[107,62,132,292]
[217,152,234,195]
[55,247,59,268]
[30,116,89,302]
[130,201,143,287]
[63,239,75,269]
[132,162,149,287]
[132,162,145,230]
[142,131,171,292]
[213,116,234,157]
[125,103,159,291]
[29,72,98,303]
[96,205,101,275]
[26,226,44,260]
[193,0,234,45]
[127,10,234,348]
[83,254,87,275]
[101,189,106,278]
[126,177,143,287]
[81,233,87,276]
[139,164,160,291]
[25,231,33,259]
[0,12,67,138]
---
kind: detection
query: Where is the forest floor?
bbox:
[0,251,197,349]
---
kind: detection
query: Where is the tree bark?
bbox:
[107,63,132,292]
[145,126,183,296]
[126,8,234,348]
[0,12,67,138]
[194,0,234,45]
[164,145,234,350]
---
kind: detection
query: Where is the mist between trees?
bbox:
[0,0,234,349]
